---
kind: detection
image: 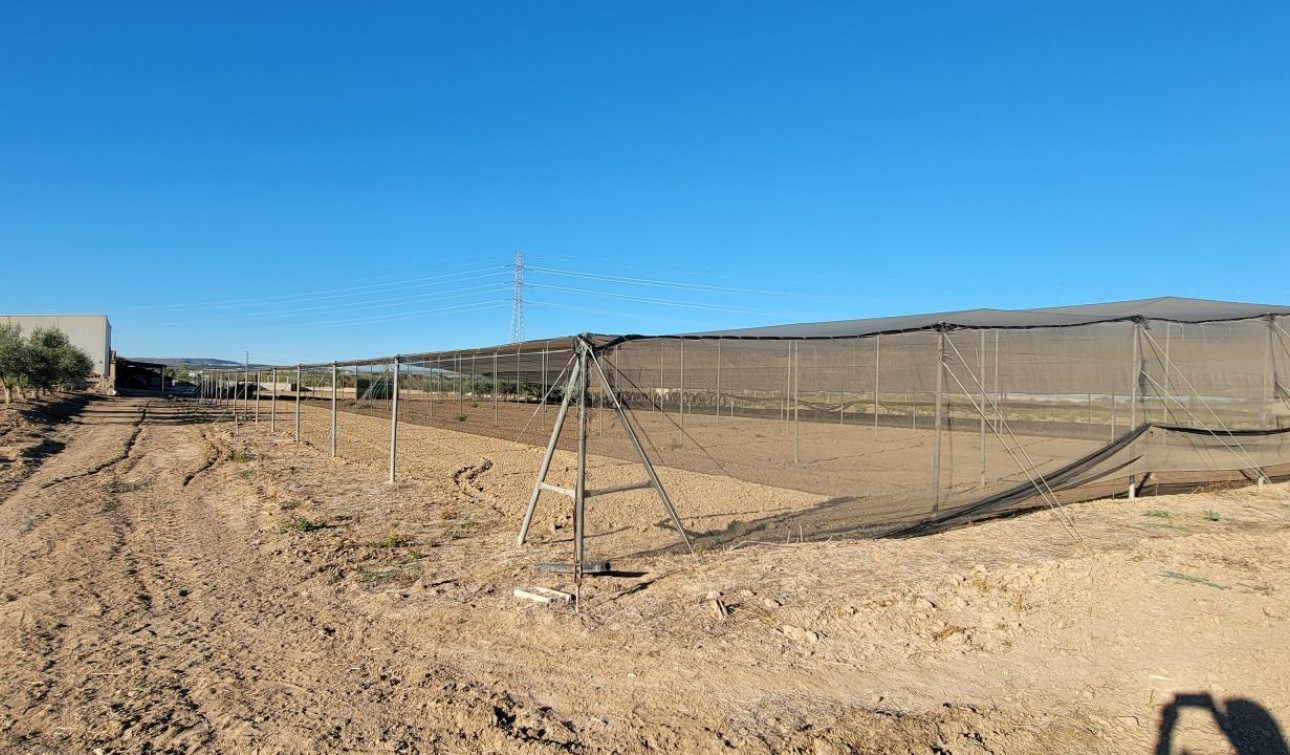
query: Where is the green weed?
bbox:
[282,515,328,533]
[1162,571,1228,590]
[372,532,414,549]
[1203,509,1221,522]
[104,478,146,494]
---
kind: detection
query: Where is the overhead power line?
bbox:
[163,283,506,326]
[117,267,508,313]
[526,282,782,316]
[527,300,721,329]
[526,265,855,302]
[244,300,511,333]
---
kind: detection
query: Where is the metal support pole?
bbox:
[428,360,436,419]
[784,342,792,423]
[1163,323,1172,424]
[330,363,338,457]
[678,339,685,446]
[1130,323,1140,428]
[573,346,589,584]
[980,330,987,488]
[656,341,663,414]
[1129,323,1141,499]
[715,339,722,425]
[255,370,260,424]
[232,370,239,434]
[493,351,499,426]
[932,330,946,513]
[873,335,880,439]
[993,330,1001,433]
[517,356,581,546]
[1264,316,1275,428]
[389,357,400,483]
[294,364,301,443]
[793,342,800,463]
[271,368,277,432]
[243,353,249,421]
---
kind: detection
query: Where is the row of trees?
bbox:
[0,324,96,404]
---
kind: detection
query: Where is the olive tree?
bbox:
[0,323,27,404]
[0,326,96,402]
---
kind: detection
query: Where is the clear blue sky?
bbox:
[2,2,1287,364]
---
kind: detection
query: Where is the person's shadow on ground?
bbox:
[1155,693,1288,755]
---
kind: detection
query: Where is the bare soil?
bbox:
[2,396,1288,754]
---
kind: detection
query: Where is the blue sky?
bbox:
[2,2,1286,363]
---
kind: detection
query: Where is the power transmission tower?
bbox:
[510,249,525,342]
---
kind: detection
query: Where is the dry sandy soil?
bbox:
[1,395,1288,754]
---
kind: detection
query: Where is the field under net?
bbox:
[204,298,1290,550]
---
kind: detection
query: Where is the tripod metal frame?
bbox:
[517,335,693,582]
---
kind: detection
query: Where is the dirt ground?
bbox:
[2,395,1288,754]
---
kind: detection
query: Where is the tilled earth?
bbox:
[1,395,1288,754]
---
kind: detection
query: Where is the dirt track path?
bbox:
[0,400,566,754]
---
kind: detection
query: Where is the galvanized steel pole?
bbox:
[330,363,338,457]
[270,367,277,433]
[294,364,301,443]
[784,340,794,459]
[980,330,987,488]
[678,339,685,446]
[1129,322,1141,499]
[931,330,946,514]
[573,345,589,578]
[389,357,400,483]
[873,334,880,440]
[715,339,722,425]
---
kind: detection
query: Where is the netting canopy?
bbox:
[217,297,1290,543]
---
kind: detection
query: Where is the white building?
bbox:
[1,314,113,381]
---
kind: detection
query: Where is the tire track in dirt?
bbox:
[35,403,148,491]
[181,429,224,487]
[3,401,582,753]
[0,403,156,747]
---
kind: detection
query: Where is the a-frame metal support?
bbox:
[517,335,694,582]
